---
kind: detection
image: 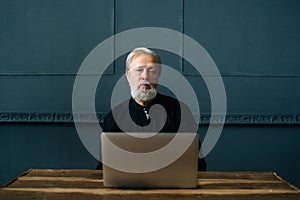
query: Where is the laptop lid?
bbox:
[101,132,199,188]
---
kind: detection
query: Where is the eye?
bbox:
[148,68,157,74]
[135,68,144,75]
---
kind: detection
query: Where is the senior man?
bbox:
[98,47,206,171]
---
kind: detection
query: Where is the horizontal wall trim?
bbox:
[0,72,115,76]
[1,72,300,77]
[0,112,299,125]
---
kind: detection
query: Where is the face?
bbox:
[126,53,160,102]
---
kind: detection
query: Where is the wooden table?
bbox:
[1,169,299,200]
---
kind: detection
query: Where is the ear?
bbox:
[126,69,130,83]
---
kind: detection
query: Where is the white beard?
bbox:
[130,83,157,102]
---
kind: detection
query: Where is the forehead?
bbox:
[130,53,158,68]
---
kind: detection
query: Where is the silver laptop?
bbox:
[101,132,199,188]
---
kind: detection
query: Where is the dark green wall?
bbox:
[1,0,300,187]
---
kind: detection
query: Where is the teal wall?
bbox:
[1,0,300,187]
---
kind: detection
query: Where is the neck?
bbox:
[134,99,150,107]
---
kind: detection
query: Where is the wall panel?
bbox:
[0,0,300,188]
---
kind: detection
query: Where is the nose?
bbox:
[140,69,148,80]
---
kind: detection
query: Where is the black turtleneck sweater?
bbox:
[102,93,198,133]
[98,93,206,171]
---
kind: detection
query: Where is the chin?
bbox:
[131,88,157,102]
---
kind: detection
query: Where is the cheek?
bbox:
[149,76,158,84]
[127,74,138,87]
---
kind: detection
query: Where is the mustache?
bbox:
[138,81,151,87]
[136,81,157,89]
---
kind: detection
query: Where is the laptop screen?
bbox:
[101,132,199,188]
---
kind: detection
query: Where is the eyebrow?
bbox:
[135,65,156,69]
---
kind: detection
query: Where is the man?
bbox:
[97,47,206,170]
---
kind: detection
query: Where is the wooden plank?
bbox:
[1,170,299,200]
[21,169,286,182]
[198,179,294,190]
[14,170,298,190]
[1,187,300,200]
[2,186,299,195]
[198,171,280,181]
[25,169,103,179]
[25,169,280,181]
[6,176,292,190]
[7,177,103,188]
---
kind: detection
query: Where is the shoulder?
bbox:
[155,93,194,115]
[155,93,180,105]
[103,99,131,122]
[155,93,191,111]
[102,99,130,132]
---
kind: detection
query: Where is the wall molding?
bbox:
[1,112,300,125]
[1,72,300,77]
[195,114,300,125]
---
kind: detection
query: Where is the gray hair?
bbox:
[125,47,161,71]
